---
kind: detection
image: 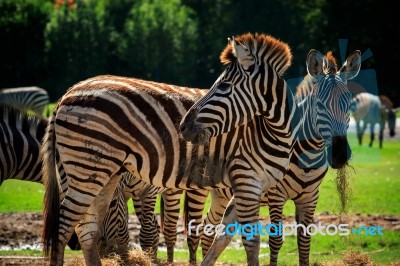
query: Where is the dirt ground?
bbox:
[0,212,399,265]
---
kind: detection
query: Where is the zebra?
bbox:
[0,102,174,261]
[350,92,397,148]
[0,103,48,185]
[0,86,49,116]
[183,49,362,265]
[98,175,185,262]
[103,184,204,264]
[97,172,134,258]
[41,32,300,266]
[121,180,188,262]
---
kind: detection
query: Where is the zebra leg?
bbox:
[201,198,237,266]
[185,189,209,265]
[202,184,262,266]
[111,194,130,260]
[98,173,133,259]
[268,188,286,266]
[132,194,143,222]
[369,123,375,147]
[294,195,318,266]
[161,189,183,263]
[138,190,160,258]
[356,121,363,145]
[234,185,262,266]
[200,189,231,257]
[379,121,384,148]
[74,172,124,266]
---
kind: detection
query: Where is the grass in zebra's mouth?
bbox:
[334,162,355,216]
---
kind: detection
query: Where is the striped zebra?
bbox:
[104,184,202,264]
[41,32,300,266]
[183,189,210,263]
[350,92,397,148]
[98,176,184,262]
[97,173,133,258]
[0,102,173,260]
[122,181,186,262]
[0,86,49,116]
[0,103,47,185]
[186,49,362,265]
[0,103,82,250]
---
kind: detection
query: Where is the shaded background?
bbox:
[1,0,398,106]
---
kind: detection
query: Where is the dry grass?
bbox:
[65,249,152,266]
[320,250,400,266]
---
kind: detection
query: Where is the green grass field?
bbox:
[0,130,399,264]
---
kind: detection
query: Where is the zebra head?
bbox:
[180,33,293,144]
[380,95,397,137]
[306,49,361,168]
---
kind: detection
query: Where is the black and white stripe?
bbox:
[179,33,300,265]
[0,102,171,260]
[0,103,47,185]
[267,49,361,266]
[0,86,49,116]
[41,33,300,266]
[192,49,361,265]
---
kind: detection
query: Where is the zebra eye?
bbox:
[110,199,117,208]
[218,82,231,90]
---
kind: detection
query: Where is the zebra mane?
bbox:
[220,32,292,76]
[323,51,337,74]
[0,103,48,130]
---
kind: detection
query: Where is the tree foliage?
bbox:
[45,0,110,99]
[119,0,199,84]
[0,0,398,105]
[0,0,51,88]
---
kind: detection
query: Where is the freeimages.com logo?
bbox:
[187,220,383,241]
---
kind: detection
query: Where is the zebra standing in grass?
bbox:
[191,49,361,266]
[41,33,300,266]
[0,86,49,116]
[350,92,397,148]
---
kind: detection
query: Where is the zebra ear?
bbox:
[232,38,255,70]
[339,50,362,81]
[306,49,324,77]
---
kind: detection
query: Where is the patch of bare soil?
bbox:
[0,212,399,265]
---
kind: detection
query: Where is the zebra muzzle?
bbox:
[327,136,352,169]
[179,109,205,144]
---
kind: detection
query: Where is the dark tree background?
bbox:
[0,0,398,106]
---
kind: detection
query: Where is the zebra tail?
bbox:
[41,114,60,257]
[160,194,165,234]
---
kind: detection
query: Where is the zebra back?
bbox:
[0,86,49,116]
[351,92,381,124]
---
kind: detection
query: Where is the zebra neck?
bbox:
[295,96,327,169]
